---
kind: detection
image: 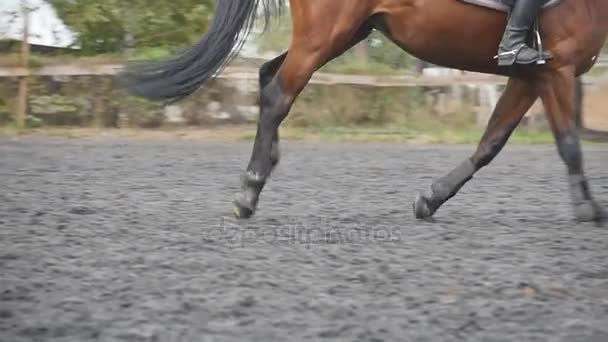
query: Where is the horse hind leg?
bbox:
[233,21,374,219]
[414,78,537,219]
[258,52,288,168]
[537,67,606,224]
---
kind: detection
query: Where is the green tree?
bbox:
[52,0,215,54]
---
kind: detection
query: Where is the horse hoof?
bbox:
[413,193,433,219]
[233,204,253,219]
[574,201,606,224]
[233,193,255,219]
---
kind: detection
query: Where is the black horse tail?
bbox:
[122,0,284,103]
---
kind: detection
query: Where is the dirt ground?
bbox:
[1,138,607,342]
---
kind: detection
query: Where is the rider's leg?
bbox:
[496,0,552,66]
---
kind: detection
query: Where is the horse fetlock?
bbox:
[233,201,254,219]
[430,181,452,202]
[572,200,606,223]
[414,177,464,219]
[568,174,591,201]
[413,193,434,219]
[413,189,442,219]
[233,171,267,219]
[434,159,476,198]
[233,189,259,219]
[242,170,266,189]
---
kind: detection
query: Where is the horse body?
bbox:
[125,0,607,222]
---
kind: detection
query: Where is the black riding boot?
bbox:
[496,0,552,66]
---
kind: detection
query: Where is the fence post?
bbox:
[15,0,30,129]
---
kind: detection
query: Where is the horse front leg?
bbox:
[232,11,374,218]
[232,59,297,219]
[414,78,537,219]
[538,67,606,224]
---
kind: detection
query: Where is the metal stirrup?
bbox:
[534,20,547,65]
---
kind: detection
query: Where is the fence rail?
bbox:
[0,63,605,87]
[0,64,510,87]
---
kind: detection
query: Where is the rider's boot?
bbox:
[496,0,552,66]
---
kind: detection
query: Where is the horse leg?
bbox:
[258,52,288,168]
[537,68,606,223]
[233,23,373,219]
[414,78,537,219]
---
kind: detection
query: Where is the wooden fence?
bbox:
[0,64,510,87]
[1,63,603,88]
[1,63,606,130]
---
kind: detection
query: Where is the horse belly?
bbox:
[375,0,509,74]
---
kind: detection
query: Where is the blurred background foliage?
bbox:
[51,0,215,55]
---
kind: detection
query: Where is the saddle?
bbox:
[460,0,561,13]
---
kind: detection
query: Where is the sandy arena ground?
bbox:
[1,138,607,342]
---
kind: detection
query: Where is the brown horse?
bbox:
[124,0,608,223]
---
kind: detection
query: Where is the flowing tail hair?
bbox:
[122,0,284,103]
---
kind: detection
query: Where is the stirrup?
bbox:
[534,29,547,65]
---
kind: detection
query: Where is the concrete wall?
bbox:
[0,72,549,129]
